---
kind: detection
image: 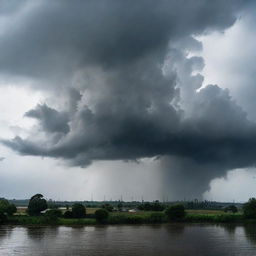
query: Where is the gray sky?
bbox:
[0,0,256,202]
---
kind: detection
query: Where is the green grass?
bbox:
[185,213,243,223]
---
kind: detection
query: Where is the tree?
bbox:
[28,194,47,216]
[72,203,86,218]
[102,204,113,212]
[0,199,17,216]
[165,204,185,220]
[95,209,109,222]
[243,198,256,219]
[6,204,17,216]
[0,199,9,212]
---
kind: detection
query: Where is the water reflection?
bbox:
[244,224,256,245]
[26,226,59,240]
[0,224,256,256]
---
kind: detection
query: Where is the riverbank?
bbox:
[4,211,255,226]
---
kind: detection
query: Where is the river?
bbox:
[0,224,256,255]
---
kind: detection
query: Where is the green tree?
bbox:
[28,194,47,216]
[102,204,113,212]
[0,199,17,216]
[243,198,256,219]
[0,198,9,212]
[72,203,86,218]
[6,204,17,216]
[165,204,185,220]
[95,209,109,222]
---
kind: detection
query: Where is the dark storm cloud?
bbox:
[25,104,70,134]
[1,0,255,197]
[0,0,243,85]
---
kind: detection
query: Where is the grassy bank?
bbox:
[5,211,253,226]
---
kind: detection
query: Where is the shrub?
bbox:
[28,194,47,216]
[149,212,165,223]
[45,209,62,219]
[243,198,256,219]
[0,199,17,216]
[102,204,113,212]
[63,210,73,218]
[95,209,109,222]
[6,204,17,216]
[72,203,86,218]
[224,205,238,213]
[165,204,185,220]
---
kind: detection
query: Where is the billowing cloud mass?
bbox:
[0,0,255,199]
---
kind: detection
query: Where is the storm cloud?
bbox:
[1,0,255,198]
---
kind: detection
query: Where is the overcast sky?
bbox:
[0,0,256,202]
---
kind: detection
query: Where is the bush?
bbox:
[28,194,47,216]
[149,212,165,223]
[63,210,73,218]
[6,204,17,216]
[224,205,238,213]
[243,198,256,219]
[102,204,113,212]
[45,209,62,219]
[165,204,185,220]
[0,199,17,216]
[72,203,86,218]
[95,209,109,222]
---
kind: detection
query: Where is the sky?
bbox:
[0,0,256,202]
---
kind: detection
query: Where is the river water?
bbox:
[0,224,256,255]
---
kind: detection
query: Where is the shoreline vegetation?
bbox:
[5,212,253,226]
[5,210,256,226]
[1,195,256,226]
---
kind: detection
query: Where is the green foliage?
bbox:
[184,213,242,223]
[243,198,256,219]
[165,204,185,220]
[149,212,165,223]
[28,194,47,216]
[0,198,9,211]
[101,204,113,212]
[0,199,17,216]
[6,204,17,216]
[58,218,97,225]
[95,209,109,222]
[138,201,166,211]
[63,210,73,218]
[72,203,86,218]
[44,209,62,222]
[224,205,238,213]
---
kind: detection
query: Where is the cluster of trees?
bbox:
[26,194,110,222]
[137,201,166,211]
[185,200,224,210]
